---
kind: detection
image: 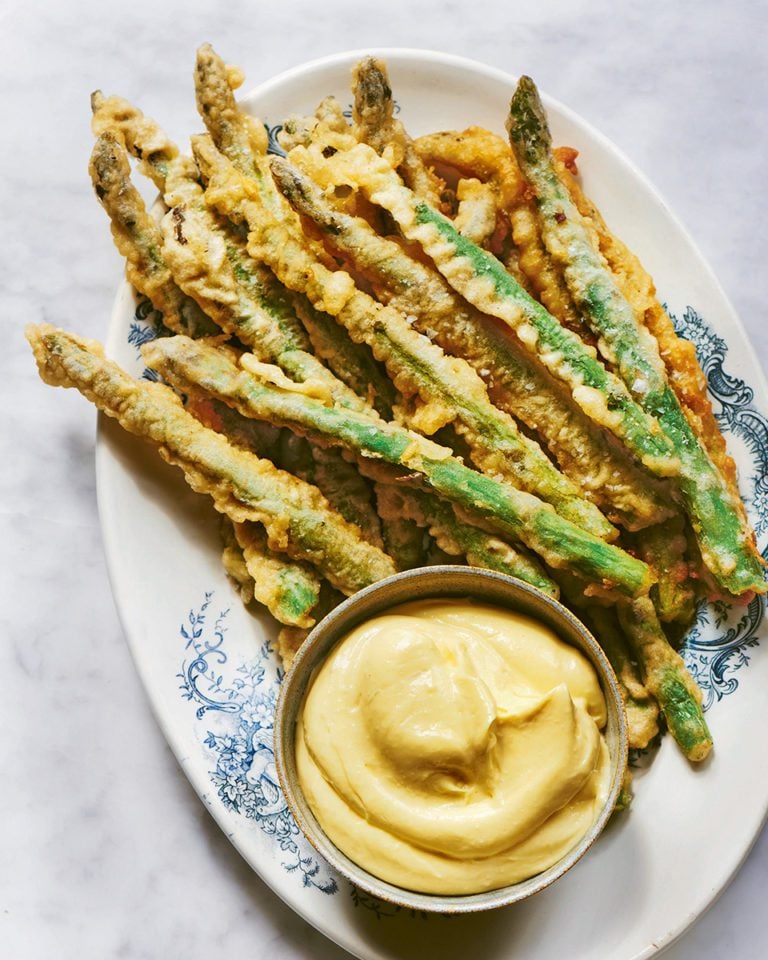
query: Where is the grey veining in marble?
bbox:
[2,0,766,956]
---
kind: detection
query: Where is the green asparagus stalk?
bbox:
[633,516,697,626]
[507,76,765,597]
[195,45,401,417]
[308,140,681,478]
[233,520,323,627]
[142,334,652,597]
[93,91,395,418]
[352,56,444,208]
[195,142,616,540]
[188,396,384,548]
[271,153,673,530]
[375,484,560,597]
[27,325,397,594]
[289,294,397,419]
[194,43,271,185]
[89,132,218,338]
[580,604,660,750]
[277,581,344,669]
[617,597,712,761]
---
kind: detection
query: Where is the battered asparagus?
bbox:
[555,148,742,510]
[89,132,219,338]
[94,90,396,419]
[27,325,397,594]
[233,521,323,627]
[352,56,445,208]
[192,46,398,416]
[308,140,682,479]
[618,598,712,761]
[196,144,616,540]
[580,604,660,750]
[185,396,383,548]
[142,334,652,597]
[271,152,673,530]
[290,294,398,419]
[507,77,765,598]
[633,516,697,626]
[375,484,560,597]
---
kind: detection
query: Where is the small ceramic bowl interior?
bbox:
[274,566,628,913]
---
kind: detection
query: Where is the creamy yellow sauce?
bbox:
[295,599,612,895]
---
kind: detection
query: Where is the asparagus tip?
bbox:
[507,74,551,154]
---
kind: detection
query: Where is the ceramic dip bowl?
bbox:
[274,566,628,913]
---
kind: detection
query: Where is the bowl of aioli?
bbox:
[274,566,628,913]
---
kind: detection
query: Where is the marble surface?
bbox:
[3,0,767,956]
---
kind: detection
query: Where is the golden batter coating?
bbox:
[553,149,743,518]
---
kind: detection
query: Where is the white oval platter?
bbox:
[96,48,768,960]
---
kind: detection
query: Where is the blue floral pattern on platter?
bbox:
[177,593,338,895]
[129,298,766,906]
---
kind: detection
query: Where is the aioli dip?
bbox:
[295,598,612,895]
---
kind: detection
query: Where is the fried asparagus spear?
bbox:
[507,77,764,598]
[413,127,592,343]
[91,100,392,591]
[633,516,697,627]
[375,484,560,597]
[194,141,616,540]
[352,56,445,208]
[617,598,712,761]
[581,604,660,751]
[27,325,397,595]
[142,334,652,597]
[306,141,683,477]
[277,581,344,669]
[556,570,705,758]
[89,132,219,338]
[93,90,396,418]
[190,395,384,548]
[232,520,323,627]
[270,153,673,530]
[551,148,743,512]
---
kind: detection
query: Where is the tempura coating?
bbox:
[352,56,445,209]
[618,597,712,761]
[233,521,322,628]
[414,127,522,209]
[142,334,652,597]
[454,178,499,246]
[277,144,672,530]
[633,516,697,626]
[27,325,396,595]
[553,148,743,516]
[219,515,255,603]
[508,75,764,597]
[195,42,268,173]
[260,157,617,539]
[304,140,681,480]
[580,604,660,750]
[89,132,218,338]
[375,484,559,597]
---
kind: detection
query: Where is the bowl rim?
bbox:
[274,565,629,913]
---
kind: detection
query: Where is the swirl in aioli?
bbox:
[296,599,612,894]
